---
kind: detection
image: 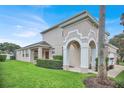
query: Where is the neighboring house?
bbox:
[16,11,118,72]
[107,44,119,65]
[0,53,14,59]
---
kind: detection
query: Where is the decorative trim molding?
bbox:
[64,37,83,49]
[64,29,89,43]
[88,29,96,38]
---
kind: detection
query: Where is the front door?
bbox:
[45,51,49,59]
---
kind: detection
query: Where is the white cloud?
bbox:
[106,18,120,24]
[0,38,25,47]
[16,25,23,29]
[13,31,38,38]
[9,14,50,38]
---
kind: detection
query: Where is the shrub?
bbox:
[116,58,120,65]
[53,55,63,60]
[0,54,7,62]
[115,80,124,88]
[105,57,109,71]
[10,56,15,60]
[88,63,92,69]
[109,65,114,69]
[95,57,98,71]
[36,59,63,69]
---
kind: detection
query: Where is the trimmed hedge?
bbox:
[105,57,109,71]
[10,56,15,60]
[36,59,63,69]
[53,55,63,60]
[0,55,7,62]
[95,57,98,71]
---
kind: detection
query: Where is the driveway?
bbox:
[108,65,124,78]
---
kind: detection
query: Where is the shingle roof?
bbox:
[17,41,52,50]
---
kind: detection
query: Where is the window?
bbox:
[52,48,55,54]
[22,50,24,57]
[26,50,29,57]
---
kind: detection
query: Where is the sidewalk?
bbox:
[108,65,124,78]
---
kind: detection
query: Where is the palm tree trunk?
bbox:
[97,5,108,83]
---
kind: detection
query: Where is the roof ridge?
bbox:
[40,10,98,34]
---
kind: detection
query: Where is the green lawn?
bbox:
[119,62,124,66]
[114,71,124,82]
[0,60,94,88]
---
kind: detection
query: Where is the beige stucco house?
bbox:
[16,11,118,72]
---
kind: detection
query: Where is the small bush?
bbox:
[88,63,92,69]
[36,59,63,69]
[95,57,98,71]
[10,56,15,60]
[0,55,7,62]
[115,80,124,88]
[116,58,120,65]
[53,55,63,60]
[109,65,114,69]
[106,57,109,71]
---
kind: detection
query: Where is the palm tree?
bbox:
[120,13,124,60]
[120,13,124,26]
[97,5,108,84]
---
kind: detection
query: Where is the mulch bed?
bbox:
[84,77,115,88]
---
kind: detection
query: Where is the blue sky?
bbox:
[0,5,123,47]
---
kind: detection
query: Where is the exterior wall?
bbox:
[63,20,98,40]
[108,44,118,65]
[16,49,31,62]
[62,19,98,70]
[63,29,89,72]
[42,28,63,56]
[16,46,52,63]
[42,18,99,72]
[42,19,98,56]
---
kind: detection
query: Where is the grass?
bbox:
[119,62,124,66]
[0,60,94,88]
[115,71,124,81]
[114,71,124,87]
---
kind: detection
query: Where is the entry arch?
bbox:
[88,39,97,69]
[63,37,83,68]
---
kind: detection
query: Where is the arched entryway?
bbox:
[67,40,81,68]
[88,40,96,69]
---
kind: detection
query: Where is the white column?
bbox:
[63,46,69,65]
[38,47,42,59]
[92,48,96,66]
[81,46,89,68]
[63,46,69,70]
[21,50,23,59]
[28,49,31,62]
[49,49,53,59]
[96,43,98,57]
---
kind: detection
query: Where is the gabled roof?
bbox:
[17,41,52,50]
[108,43,119,50]
[41,11,99,34]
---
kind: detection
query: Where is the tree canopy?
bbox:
[109,33,124,58]
[0,42,21,54]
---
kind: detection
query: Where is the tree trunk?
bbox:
[97,5,108,83]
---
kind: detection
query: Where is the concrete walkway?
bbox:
[68,65,124,78]
[108,65,124,78]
